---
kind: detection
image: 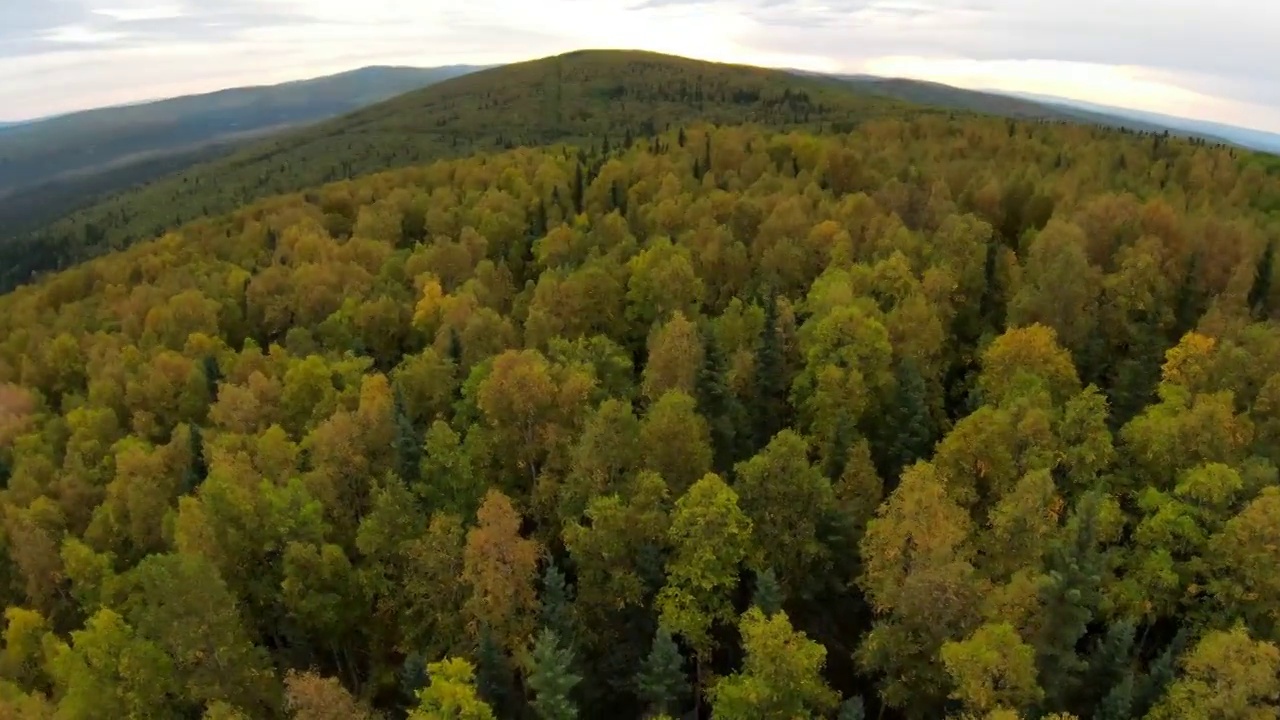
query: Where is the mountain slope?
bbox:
[823,73,1228,138]
[0,65,481,195]
[1,49,934,291]
[997,91,1280,153]
[0,65,481,246]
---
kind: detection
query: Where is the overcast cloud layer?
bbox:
[2,0,1278,132]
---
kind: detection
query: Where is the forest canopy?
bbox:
[0,107,1278,719]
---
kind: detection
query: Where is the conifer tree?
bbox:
[877,357,937,483]
[573,163,585,215]
[1036,494,1104,709]
[751,293,786,452]
[476,626,517,718]
[838,696,866,720]
[1249,240,1275,319]
[393,387,421,484]
[752,568,784,617]
[1131,629,1189,718]
[636,626,688,717]
[527,628,582,720]
[541,562,577,649]
[695,323,746,471]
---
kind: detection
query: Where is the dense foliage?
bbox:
[0,51,936,294]
[0,110,1279,720]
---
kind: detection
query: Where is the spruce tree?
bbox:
[1093,672,1134,720]
[1036,494,1105,710]
[1249,240,1275,319]
[678,127,686,147]
[877,357,937,483]
[447,327,464,371]
[201,355,221,401]
[527,628,581,720]
[696,323,746,471]
[573,163,585,215]
[540,562,576,649]
[636,626,688,717]
[751,293,787,452]
[838,697,866,720]
[393,387,422,484]
[1131,628,1189,718]
[476,626,516,718]
[184,425,207,494]
[753,568,784,617]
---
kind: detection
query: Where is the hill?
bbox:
[0,65,480,241]
[0,50,932,291]
[819,73,1237,140]
[999,90,1280,153]
[0,65,481,194]
[0,113,1278,718]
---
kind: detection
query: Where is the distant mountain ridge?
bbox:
[994,90,1280,154]
[0,64,484,196]
[793,68,1278,154]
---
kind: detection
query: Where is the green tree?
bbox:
[410,657,496,720]
[709,607,838,720]
[540,561,577,649]
[635,626,688,718]
[1147,626,1280,720]
[657,473,753,697]
[752,568,784,617]
[527,628,582,720]
[733,430,834,597]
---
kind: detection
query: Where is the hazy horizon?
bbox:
[2,1,1278,133]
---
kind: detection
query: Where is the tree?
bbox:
[45,609,179,720]
[657,473,753,700]
[1248,240,1275,319]
[1029,494,1105,709]
[752,568,784,617]
[635,626,688,718]
[858,462,985,717]
[410,658,496,720]
[750,293,788,450]
[462,491,543,653]
[642,311,705,401]
[393,387,421,484]
[527,628,582,720]
[284,670,377,720]
[540,562,577,649]
[941,623,1043,716]
[1147,626,1280,720]
[475,626,517,719]
[877,356,938,482]
[838,697,866,720]
[709,608,838,720]
[639,391,713,496]
[733,430,835,597]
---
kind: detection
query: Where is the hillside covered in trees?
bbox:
[0,65,481,261]
[0,51,941,294]
[0,104,1278,718]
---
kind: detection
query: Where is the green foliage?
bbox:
[0,78,1277,720]
[635,626,688,717]
[709,608,838,719]
[527,628,582,720]
[752,568,784,617]
[411,657,496,720]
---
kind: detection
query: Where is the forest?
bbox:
[0,51,935,295]
[0,105,1278,720]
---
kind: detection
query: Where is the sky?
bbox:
[2,0,1279,133]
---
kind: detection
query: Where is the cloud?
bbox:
[0,0,1276,134]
